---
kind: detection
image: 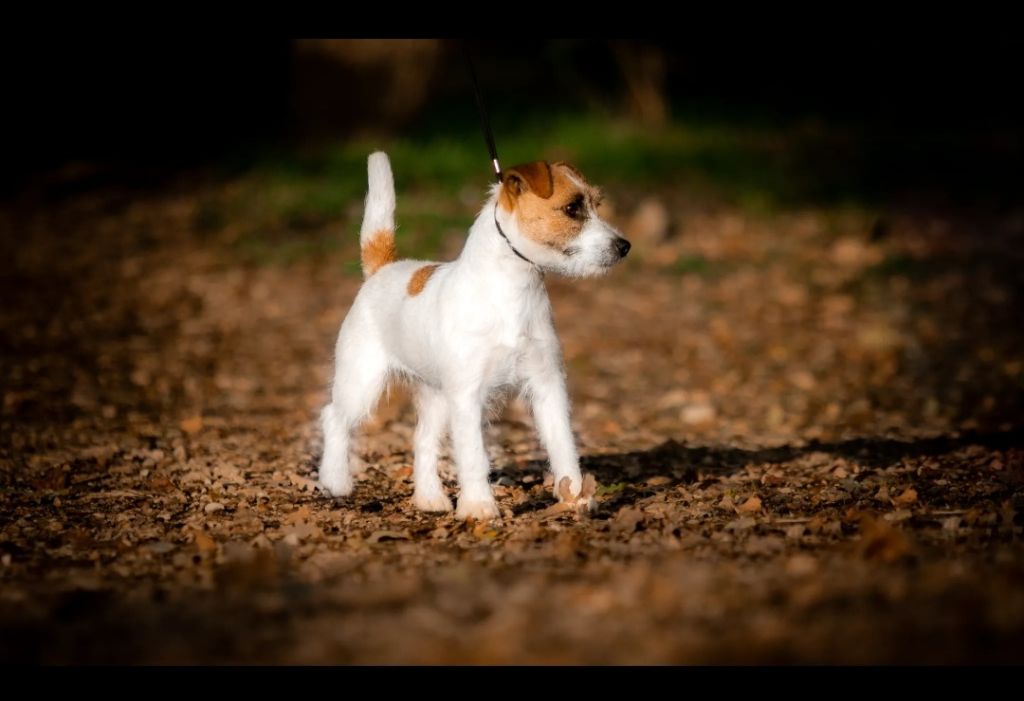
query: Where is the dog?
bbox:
[317,152,630,520]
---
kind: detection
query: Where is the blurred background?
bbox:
[1,36,1023,664]
[4,35,1021,203]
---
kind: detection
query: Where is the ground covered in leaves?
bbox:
[2,168,1024,664]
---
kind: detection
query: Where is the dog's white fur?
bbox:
[317,152,628,520]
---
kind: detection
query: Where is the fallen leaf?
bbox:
[785,524,806,539]
[81,490,145,501]
[552,474,596,515]
[289,519,324,540]
[287,472,317,492]
[737,495,762,513]
[726,517,757,531]
[538,502,574,519]
[180,416,203,435]
[193,530,217,554]
[806,515,827,533]
[149,475,179,493]
[142,541,176,555]
[858,516,911,563]
[893,488,918,507]
[786,554,818,576]
[884,509,913,523]
[285,506,312,525]
[612,507,644,534]
[681,403,716,426]
[472,523,498,540]
[367,530,410,544]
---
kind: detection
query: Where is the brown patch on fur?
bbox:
[361,229,396,277]
[407,264,440,296]
[500,161,600,250]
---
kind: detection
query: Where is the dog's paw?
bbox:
[317,473,353,498]
[556,474,597,514]
[455,496,501,521]
[413,488,454,513]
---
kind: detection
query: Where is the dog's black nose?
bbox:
[614,237,631,258]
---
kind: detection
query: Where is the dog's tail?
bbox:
[359,151,397,278]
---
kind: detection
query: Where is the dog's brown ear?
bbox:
[503,161,554,199]
[552,161,585,182]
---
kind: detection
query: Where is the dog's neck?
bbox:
[455,193,544,291]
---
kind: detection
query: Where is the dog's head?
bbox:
[497,160,630,277]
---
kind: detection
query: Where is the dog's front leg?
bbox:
[524,348,594,512]
[449,392,500,520]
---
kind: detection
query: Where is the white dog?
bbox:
[317,152,630,520]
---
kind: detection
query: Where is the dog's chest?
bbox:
[479,295,550,387]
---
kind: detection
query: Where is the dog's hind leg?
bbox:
[318,336,390,498]
[411,385,453,512]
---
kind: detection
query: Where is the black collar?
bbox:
[493,205,541,271]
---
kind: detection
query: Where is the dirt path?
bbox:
[1,181,1023,663]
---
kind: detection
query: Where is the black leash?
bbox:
[461,43,540,269]
[462,42,502,184]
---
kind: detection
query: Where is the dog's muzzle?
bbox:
[613,237,632,259]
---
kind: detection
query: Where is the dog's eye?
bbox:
[563,202,581,219]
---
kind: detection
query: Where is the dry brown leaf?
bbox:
[612,507,644,534]
[180,415,203,435]
[893,487,918,507]
[726,517,757,531]
[472,523,499,540]
[81,490,145,501]
[285,506,312,525]
[786,554,818,576]
[193,530,217,554]
[287,472,317,492]
[858,516,911,563]
[737,495,762,513]
[785,524,806,539]
[284,522,323,541]
[368,528,411,544]
[550,474,597,516]
[367,530,410,544]
[538,502,573,519]
[149,475,179,493]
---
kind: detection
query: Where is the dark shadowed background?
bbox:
[3,34,1021,204]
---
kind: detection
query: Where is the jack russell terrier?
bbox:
[317,152,630,520]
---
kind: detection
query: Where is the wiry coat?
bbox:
[318,152,630,519]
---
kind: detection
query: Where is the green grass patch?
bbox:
[596,482,628,497]
[207,106,1015,266]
